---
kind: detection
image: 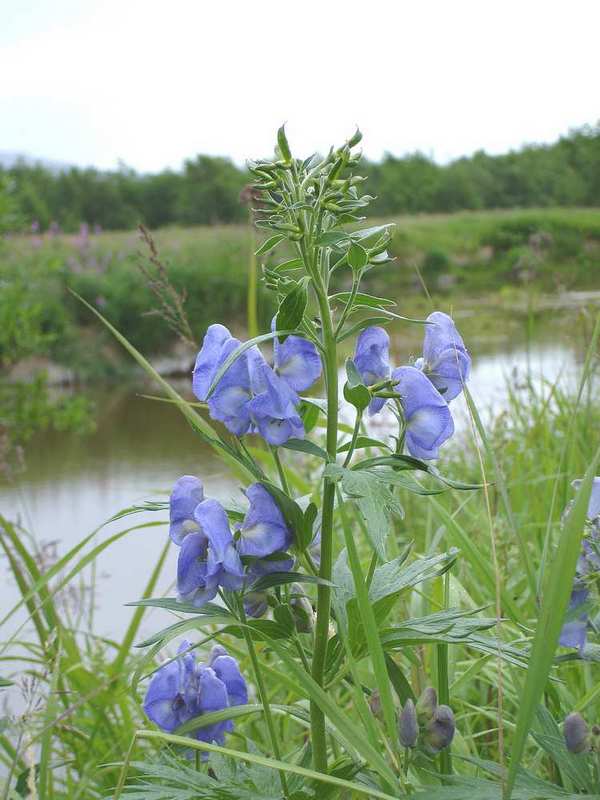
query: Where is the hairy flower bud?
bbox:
[564,712,591,754]
[424,705,455,753]
[416,687,438,724]
[398,699,418,748]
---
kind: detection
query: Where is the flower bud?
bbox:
[398,699,418,748]
[424,705,455,753]
[290,584,314,634]
[564,712,591,754]
[243,591,269,618]
[416,687,438,724]
[369,690,382,720]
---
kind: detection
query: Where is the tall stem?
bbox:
[310,278,339,772]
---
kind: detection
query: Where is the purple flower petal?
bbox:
[209,648,248,707]
[354,326,391,415]
[272,318,322,392]
[238,484,292,558]
[248,362,304,445]
[207,338,253,436]
[392,365,454,460]
[559,586,589,652]
[169,475,204,546]
[572,477,600,520]
[192,324,232,401]
[420,312,471,402]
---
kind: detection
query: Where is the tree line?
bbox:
[2,123,599,232]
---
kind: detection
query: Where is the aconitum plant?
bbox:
[122,128,598,799]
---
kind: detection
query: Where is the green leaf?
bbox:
[275,279,309,341]
[347,242,369,271]
[274,257,303,272]
[281,438,328,460]
[337,435,390,454]
[255,233,286,256]
[277,123,292,162]
[330,291,396,308]
[505,449,600,799]
[251,571,334,592]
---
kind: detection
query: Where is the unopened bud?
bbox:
[416,687,438,724]
[398,699,418,748]
[369,690,382,720]
[290,584,314,634]
[424,705,455,753]
[208,644,227,664]
[243,591,269,619]
[564,712,591,754]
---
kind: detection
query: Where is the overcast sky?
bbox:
[1,0,598,172]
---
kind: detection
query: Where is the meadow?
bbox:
[1,133,600,800]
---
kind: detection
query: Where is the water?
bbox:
[1,296,597,642]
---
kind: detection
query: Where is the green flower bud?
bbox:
[424,705,455,754]
[289,584,314,634]
[398,699,418,748]
[416,687,438,724]
[564,712,591,754]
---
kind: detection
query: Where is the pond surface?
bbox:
[1,292,598,643]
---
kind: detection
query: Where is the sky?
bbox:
[1,0,599,173]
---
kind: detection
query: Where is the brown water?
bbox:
[1,293,598,640]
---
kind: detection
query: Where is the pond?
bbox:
[1,292,598,642]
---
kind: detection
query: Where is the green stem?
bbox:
[238,601,289,797]
[436,571,452,777]
[309,268,339,773]
[342,409,363,468]
[271,446,290,494]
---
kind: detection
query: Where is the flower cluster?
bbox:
[397,687,456,753]
[354,312,471,460]
[559,477,600,653]
[144,642,247,748]
[169,475,297,611]
[192,322,321,445]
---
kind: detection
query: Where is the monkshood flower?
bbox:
[272,319,322,392]
[237,483,294,617]
[177,499,244,607]
[193,323,319,444]
[193,324,254,436]
[249,359,304,445]
[353,326,391,415]
[415,312,471,402]
[169,475,204,546]
[392,366,455,460]
[559,476,600,652]
[237,484,293,558]
[144,642,248,750]
[144,640,198,733]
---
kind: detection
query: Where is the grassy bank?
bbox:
[2,207,600,379]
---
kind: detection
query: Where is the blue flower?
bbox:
[248,360,304,445]
[353,326,391,415]
[143,642,248,751]
[237,484,293,558]
[193,324,256,436]
[415,312,471,402]
[272,319,322,392]
[143,640,199,733]
[392,366,454,460]
[177,499,244,606]
[169,475,204,546]
[559,476,600,652]
[559,587,589,652]
[192,324,232,401]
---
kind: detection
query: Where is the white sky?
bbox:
[1,0,599,172]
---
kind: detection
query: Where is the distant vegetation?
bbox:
[1,123,600,231]
[1,207,599,379]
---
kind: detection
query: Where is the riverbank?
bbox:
[2,207,600,382]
